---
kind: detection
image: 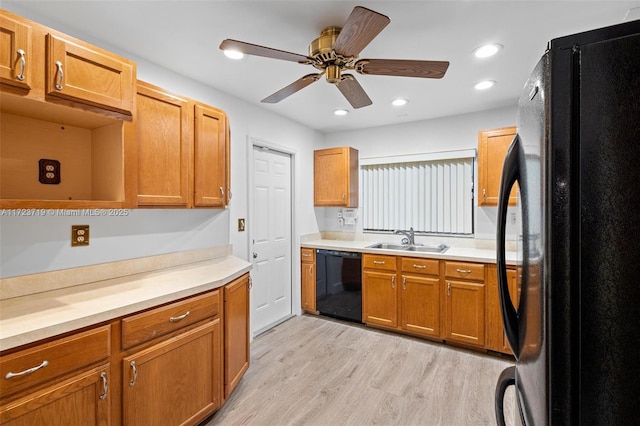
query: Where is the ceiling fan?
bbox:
[219,6,449,109]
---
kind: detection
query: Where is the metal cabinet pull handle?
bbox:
[249,276,253,290]
[99,372,108,400]
[482,188,487,202]
[456,268,472,274]
[220,187,225,198]
[413,264,427,269]
[5,360,49,379]
[402,277,406,290]
[54,61,64,90]
[447,282,451,296]
[169,310,190,322]
[391,275,395,289]
[373,260,385,265]
[342,193,346,201]
[129,361,137,387]
[302,253,311,257]
[309,265,313,275]
[16,49,26,81]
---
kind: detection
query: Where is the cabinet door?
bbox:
[224,274,250,399]
[401,274,440,338]
[135,81,191,207]
[301,262,316,312]
[478,126,517,206]
[314,147,358,207]
[444,279,486,347]
[362,270,398,328]
[501,269,519,353]
[0,364,110,426]
[0,13,32,90]
[123,321,222,426]
[46,34,134,115]
[193,104,227,207]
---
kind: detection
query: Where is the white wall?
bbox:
[0,4,323,279]
[319,105,519,241]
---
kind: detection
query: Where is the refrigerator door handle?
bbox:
[497,134,521,359]
[495,366,516,426]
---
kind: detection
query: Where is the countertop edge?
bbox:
[0,256,252,352]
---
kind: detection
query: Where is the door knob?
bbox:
[253,252,258,259]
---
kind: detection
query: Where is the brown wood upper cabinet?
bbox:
[133,80,230,208]
[477,126,517,206]
[0,9,135,118]
[0,9,136,210]
[314,146,358,207]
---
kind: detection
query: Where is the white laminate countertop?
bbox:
[301,239,518,265]
[0,255,252,352]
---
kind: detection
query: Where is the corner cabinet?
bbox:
[477,126,517,206]
[314,146,358,207]
[486,264,520,354]
[301,248,317,312]
[223,274,250,399]
[0,9,137,209]
[131,80,229,208]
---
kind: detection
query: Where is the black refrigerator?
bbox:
[494,19,640,425]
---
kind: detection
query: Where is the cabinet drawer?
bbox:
[301,248,315,262]
[363,254,397,272]
[122,290,220,349]
[401,257,439,275]
[444,261,485,281]
[0,325,110,399]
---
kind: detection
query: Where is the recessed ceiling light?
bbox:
[334,109,349,116]
[474,43,503,58]
[392,98,408,106]
[223,49,244,60]
[475,80,496,90]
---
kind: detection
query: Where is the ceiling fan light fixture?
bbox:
[334,109,349,116]
[474,43,502,58]
[223,49,244,60]
[475,80,496,90]
[392,98,408,106]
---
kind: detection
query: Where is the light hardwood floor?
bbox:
[205,314,516,426]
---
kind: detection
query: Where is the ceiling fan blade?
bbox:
[356,59,450,79]
[336,74,372,109]
[220,39,311,63]
[261,74,321,104]
[332,6,390,57]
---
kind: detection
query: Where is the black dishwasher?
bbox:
[315,249,362,323]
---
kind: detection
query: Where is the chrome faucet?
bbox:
[394,227,415,245]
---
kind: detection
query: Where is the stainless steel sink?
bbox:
[366,243,410,250]
[405,244,449,253]
[366,243,449,254]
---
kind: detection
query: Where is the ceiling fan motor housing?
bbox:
[309,27,341,60]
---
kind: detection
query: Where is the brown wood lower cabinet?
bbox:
[122,321,222,426]
[0,364,111,425]
[442,261,486,348]
[0,273,251,426]
[362,254,399,328]
[300,248,316,312]
[401,258,441,338]
[486,264,520,354]
[224,274,250,399]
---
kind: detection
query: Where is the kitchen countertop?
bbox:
[301,238,518,265]
[0,252,252,352]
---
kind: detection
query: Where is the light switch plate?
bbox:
[71,225,90,246]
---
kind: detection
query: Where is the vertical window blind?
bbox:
[361,152,474,235]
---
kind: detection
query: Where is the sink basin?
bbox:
[366,243,410,250]
[405,244,449,254]
[366,243,449,254]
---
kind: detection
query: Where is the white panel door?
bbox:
[251,146,292,334]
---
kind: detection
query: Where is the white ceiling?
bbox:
[5,1,639,133]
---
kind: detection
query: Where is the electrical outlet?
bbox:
[39,159,61,184]
[509,212,517,225]
[71,225,90,246]
[238,218,246,232]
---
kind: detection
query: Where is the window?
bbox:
[361,150,475,235]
